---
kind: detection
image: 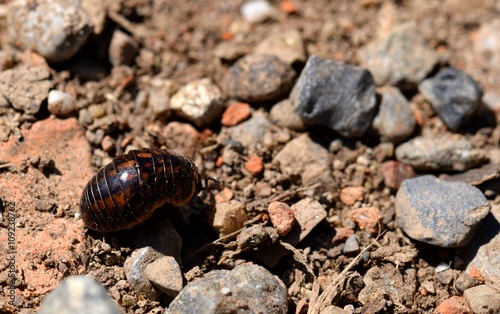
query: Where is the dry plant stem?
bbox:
[267,183,321,203]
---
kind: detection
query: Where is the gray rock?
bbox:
[144,256,183,298]
[170,78,224,128]
[419,67,483,130]
[395,175,491,247]
[358,264,416,307]
[166,264,288,314]
[273,134,335,192]
[108,30,139,67]
[358,22,439,89]
[225,111,270,148]
[269,99,307,131]
[38,276,123,314]
[254,30,307,67]
[463,204,500,288]
[0,64,53,114]
[123,247,165,300]
[464,284,500,314]
[343,235,360,254]
[7,0,93,63]
[290,55,377,138]
[395,134,486,171]
[224,54,296,102]
[133,220,182,264]
[372,86,416,143]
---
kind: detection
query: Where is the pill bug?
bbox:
[80,148,203,232]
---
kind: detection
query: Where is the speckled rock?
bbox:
[290,55,377,138]
[395,134,487,171]
[7,0,93,63]
[224,54,296,102]
[170,78,224,127]
[395,175,491,247]
[372,86,416,143]
[419,67,483,130]
[464,284,500,314]
[0,64,53,114]
[144,256,183,298]
[166,264,288,314]
[38,276,123,314]
[358,21,439,89]
[268,201,295,236]
[358,264,416,307]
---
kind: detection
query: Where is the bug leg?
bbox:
[204,176,222,190]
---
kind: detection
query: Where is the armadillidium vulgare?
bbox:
[80,149,202,232]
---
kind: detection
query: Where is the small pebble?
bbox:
[101,135,115,152]
[214,187,234,203]
[348,207,384,236]
[395,134,487,172]
[48,90,76,116]
[268,201,295,236]
[269,99,307,131]
[38,276,123,314]
[290,55,377,138]
[240,0,278,23]
[225,111,270,149]
[244,155,263,176]
[463,284,500,314]
[148,78,175,119]
[237,224,272,250]
[87,104,107,119]
[144,256,183,298]
[435,296,471,314]
[339,186,367,206]
[419,67,483,130]
[357,21,439,89]
[343,235,360,254]
[170,78,224,127]
[371,86,416,143]
[167,264,288,314]
[224,54,295,103]
[420,281,436,295]
[123,247,165,300]
[332,228,355,244]
[381,160,416,189]
[395,175,491,247]
[254,30,307,66]
[221,102,252,127]
[7,0,93,62]
[108,30,139,67]
[209,200,248,237]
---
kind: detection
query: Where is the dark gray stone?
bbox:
[343,235,360,254]
[358,22,439,89]
[395,134,486,172]
[224,54,296,102]
[419,67,483,130]
[225,111,270,149]
[7,0,93,63]
[166,264,288,314]
[395,175,491,247]
[372,86,416,143]
[38,276,123,314]
[290,55,377,138]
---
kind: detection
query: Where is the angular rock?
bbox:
[167,264,288,314]
[358,22,439,89]
[381,161,416,190]
[0,64,53,114]
[464,284,500,314]
[38,276,123,314]
[435,296,471,314]
[208,200,248,237]
[268,201,295,236]
[255,30,307,67]
[244,155,264,176]
[225,111,270,148]
[395,175,491,247]
[395,134,486,172]
[343,235,360,254]
[290,55,377,138]
[224,54,295,102]
[7,0,93,62]
[123,247,165,300]
[273,134,335,193]
[348,207,384,236]
[170,78,224,127]
[339,186,367,206]
[372,86,416,143]
[358,264,416,307]
[148,78,175,119]
[221,102,252,127]
[419,67,483,130]
[144,256,183,298]
[109,30,139,67]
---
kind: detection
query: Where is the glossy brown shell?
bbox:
[80,149,201,232]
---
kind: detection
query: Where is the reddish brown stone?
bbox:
[435,296,471,314]
[214,187,234,203]
[221,102,252,127]
[381,160,416,189]
[339,186,367,205]
[348,207,384,236]
[268,201,295,236]
[244,155,264,176]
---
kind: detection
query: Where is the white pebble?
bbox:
[240,0,277,23]
[48,90,76,115]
